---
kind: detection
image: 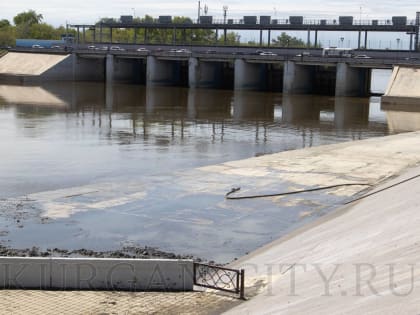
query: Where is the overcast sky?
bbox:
[1,0,419,26]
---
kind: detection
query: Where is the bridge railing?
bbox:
[92,18,417,28]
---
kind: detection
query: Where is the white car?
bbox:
[176,49,191,53]
[136,47,149,52]
[110,46,125,51]
[259,51,277,56]
[32,45,44,48]
[354,54,371,59]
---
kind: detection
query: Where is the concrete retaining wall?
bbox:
[382,66,420,106]
[0,257,194,291]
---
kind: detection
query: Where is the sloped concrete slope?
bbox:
[225,165,420,315]
[382,66,420,105]
[0,52,69,76]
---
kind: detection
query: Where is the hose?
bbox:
[225,183,372,200]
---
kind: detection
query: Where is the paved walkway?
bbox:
[0,289,241,315]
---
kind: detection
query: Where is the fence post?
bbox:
[240,269,245,300]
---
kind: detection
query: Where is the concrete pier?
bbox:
[283,61,313,94]
[72,54,105,81]
[106,55,146,84]
[189,58,225,89]
[146,56,187,87]
[335,62,370,96]
[234,59,266,90]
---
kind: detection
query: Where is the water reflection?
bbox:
[0,82,401,261]
[334,97,370,128]
[0,84,67,108]
[381,102,420,133]
[232,90,276,121]
[0,82,393,199]
[282,94,322,123]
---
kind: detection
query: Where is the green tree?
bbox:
[28,23,59,39]
[217,32,240,45]
[13,10,43,26]
[272,32,305,47]
[0,26,15,46]
[0,19,11,28]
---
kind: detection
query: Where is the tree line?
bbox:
[0,10,313,48]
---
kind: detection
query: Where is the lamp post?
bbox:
[223,5,228,24]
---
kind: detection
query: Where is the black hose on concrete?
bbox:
[225,183,372,200]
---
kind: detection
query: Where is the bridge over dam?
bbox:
[1,47,420,97]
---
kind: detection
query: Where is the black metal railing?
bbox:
[193,263,245,299]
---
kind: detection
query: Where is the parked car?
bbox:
[87,45,96,50]
[205,49,217,54]
[32,45,44,49]
[95,46,108,51]
[51,45,62,49]
[136,47,149,52]
[354,54,371,59]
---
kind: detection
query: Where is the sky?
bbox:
[1,0,419,26]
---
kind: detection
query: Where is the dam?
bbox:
[2,48,419,97]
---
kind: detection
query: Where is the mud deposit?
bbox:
[0,245,204,261]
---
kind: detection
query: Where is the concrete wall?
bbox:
[382,66,420,106]
[36,55,74,81]
[0,257,194,291]
[73,54,106,81]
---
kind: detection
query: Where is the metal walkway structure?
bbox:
[69,12,420,50]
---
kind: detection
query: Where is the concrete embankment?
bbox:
[225,144,420,314]
[0,52,71,82]
[382,65,420,105]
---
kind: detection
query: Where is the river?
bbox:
[1,71,418,262]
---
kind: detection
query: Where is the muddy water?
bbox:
[0,80,417,262]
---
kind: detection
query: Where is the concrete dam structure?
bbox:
[0,51,387,96]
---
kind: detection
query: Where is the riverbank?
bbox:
[225,150,420,314]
